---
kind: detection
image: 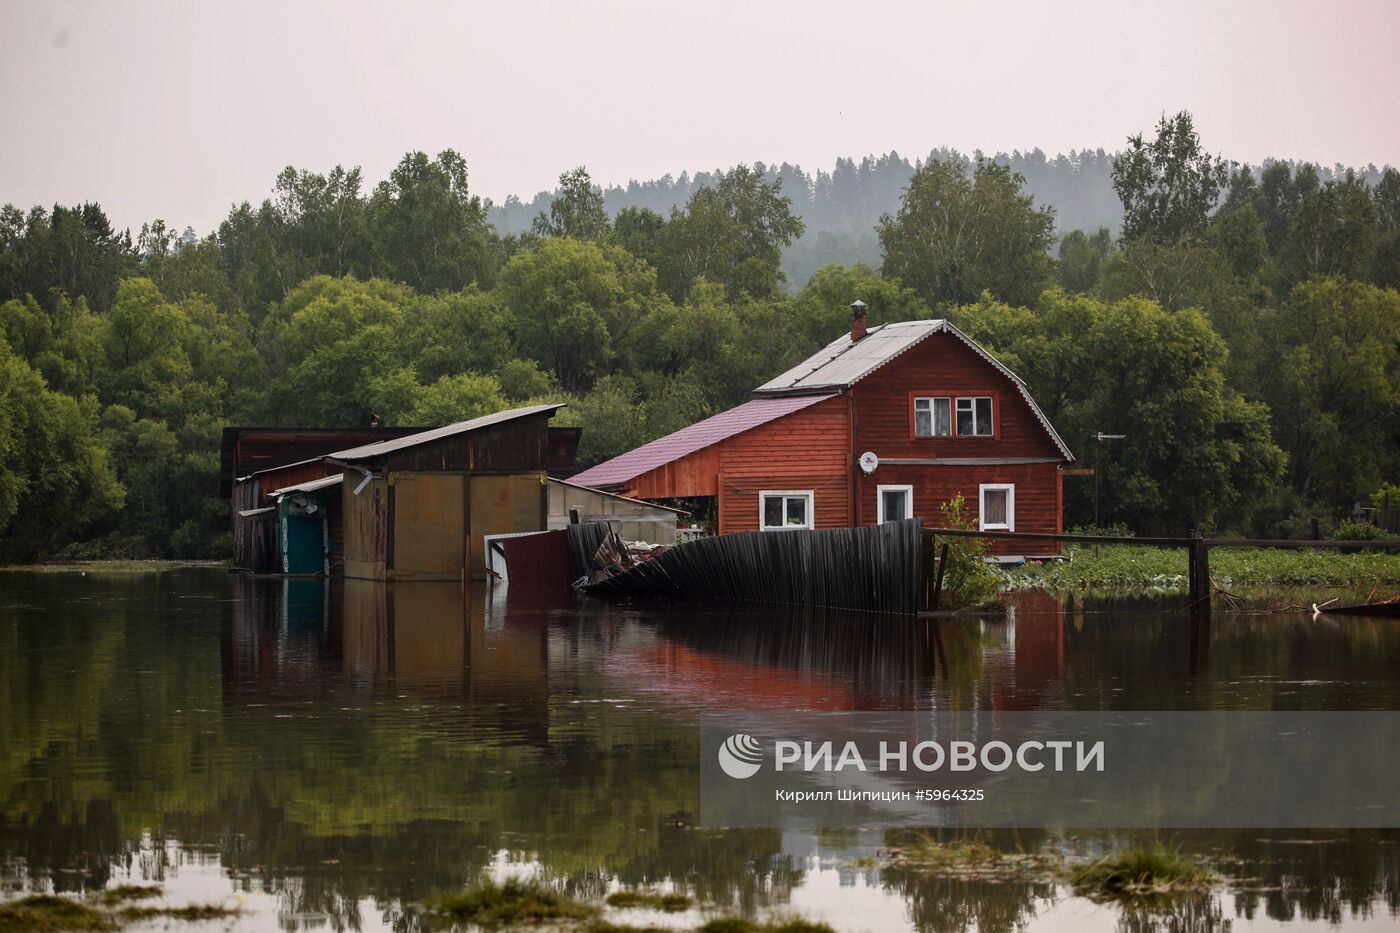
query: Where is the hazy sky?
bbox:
[1,0,1396,235]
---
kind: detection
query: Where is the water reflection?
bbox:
[0,571,1398,931]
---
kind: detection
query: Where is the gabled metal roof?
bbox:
[754,320,1073,461]
[327,404,566,463]
[569,394,839,489]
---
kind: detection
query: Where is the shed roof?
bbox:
[327,404,566,463]
[550,476,690,515]
[754,319,1073,461]
[569,393,837,488]
[268,474,344,498]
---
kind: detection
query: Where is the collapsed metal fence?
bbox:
[579,518,924,614]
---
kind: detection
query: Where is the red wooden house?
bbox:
[569,306,1074,556]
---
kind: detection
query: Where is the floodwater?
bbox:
[2,569,1399,932]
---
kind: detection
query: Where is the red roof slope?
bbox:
[570,393,838,489]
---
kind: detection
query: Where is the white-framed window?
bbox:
[913,396,952,437]
[956,396,995,436]
[978,484,1015,531]
[877,485,914,523]
[760,490,814,531]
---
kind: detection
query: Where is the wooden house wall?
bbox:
[847,331,1066,553]
[857,462,1061,556]
[850,331,1064,461]
[714,397,852,534]
[628,447,719,499]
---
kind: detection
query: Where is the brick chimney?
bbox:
[850,299,868,342]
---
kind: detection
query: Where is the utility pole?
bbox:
[1093,432,1125,556]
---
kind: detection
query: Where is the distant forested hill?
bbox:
[491,149,1387,288]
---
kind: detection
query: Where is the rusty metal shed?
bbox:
[328,404,565,582]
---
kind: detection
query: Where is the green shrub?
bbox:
[1332,520,1393,541]
[934,495,1002,609]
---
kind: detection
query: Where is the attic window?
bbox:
[914,397,951,437]
[956,397,994,436]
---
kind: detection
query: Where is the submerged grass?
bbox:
[1002,544,1400,591]
[697,917,837,933]
[0,896,113,932]
[0,888,237,931]
[884,835,1059,880]
[604,890,694,912]
[96,885,162,906]
[117,904,241,922]
[1068,844,1213,899]
[429,877,597,927]
[0,560,226,574]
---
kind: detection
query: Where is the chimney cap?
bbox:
[850,299,867,313]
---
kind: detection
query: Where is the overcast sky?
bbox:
[1,0,1396,235]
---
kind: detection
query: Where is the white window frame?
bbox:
[876,485,914,523]
[978,483,1015,532]
[913,396,952,437]
[759,490,814,531]
[956,396,995,437]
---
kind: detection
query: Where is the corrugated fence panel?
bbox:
[582,518,923,615]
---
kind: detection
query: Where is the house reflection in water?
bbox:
[227,575,557,742]
[227,577,1085,723]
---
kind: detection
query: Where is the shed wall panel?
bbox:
[342,473,388,580]
[389,472,466,581]
[469,473,547,581]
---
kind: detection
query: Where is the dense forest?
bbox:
[1,112,1398,560]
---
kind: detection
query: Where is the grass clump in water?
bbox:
[430,877,597,927]
[885,836,1058,880]
[117,904,240,923]
[1069,844,1212,898]
[0,895,113,932]
[96,885,162,906]
[604,890,694,912]
[698,917,837,933]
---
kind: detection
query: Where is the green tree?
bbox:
[399,287,514,383]
[0,335,123,560]
[1056,228,1114,293]
[259,275,414,425]
[878,160,1055,310]
[368,150,497,293]
[1281,171,1378,283]
[1257,277,1400,508]
[610,206,667,270]
[532,167,610,240]
[1112,111,1228,242]
[958,291,1284,534]
[497,238,671,391]
[788,263,930,350]
[657,165,805,302]
[1374,168,1400,288]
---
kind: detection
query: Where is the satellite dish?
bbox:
[858,451,879,475]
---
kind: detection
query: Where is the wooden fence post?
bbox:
[931,542,950,611]
[1188,524,1211,618]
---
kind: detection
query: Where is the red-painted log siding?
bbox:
[717,396,851,534]
[850,331,1064,461]
[627,446,719,499]
[619,396,848,534]
[859,463,1061,555]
